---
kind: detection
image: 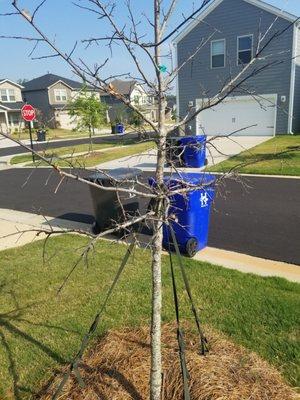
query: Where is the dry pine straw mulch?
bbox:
[39,323,299,400]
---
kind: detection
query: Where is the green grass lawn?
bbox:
[50,141,155,168]
[0,235,299,399]
[10,143,116,165]
[10,139,154,168]
[23,141,154,168]
[11,128,116,141]
[11,128,92,141]
[11,124,146,142]
[208,135,300,176]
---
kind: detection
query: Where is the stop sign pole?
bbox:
[21,104,36,162]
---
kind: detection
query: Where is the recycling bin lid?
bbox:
[178,135,206,145]
[167,172,215,186]
[88,168,142,184]
[149,172,215,189]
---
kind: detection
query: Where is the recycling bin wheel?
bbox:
[185,237,198,257]
[204,158,208,166]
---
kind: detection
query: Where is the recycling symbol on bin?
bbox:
[200,192,209,207]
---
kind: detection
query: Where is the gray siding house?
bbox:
[174,0,300,136]
[22,74,100,129]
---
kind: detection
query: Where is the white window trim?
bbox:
[0,88,16,102]
[237,34,253,66]
[54,89,68,103]
[210,39,226,69]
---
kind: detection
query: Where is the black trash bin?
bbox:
[87,168,142,234]
[37,130,46,142]
[111,124,116,134]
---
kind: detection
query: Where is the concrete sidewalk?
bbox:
[1,208,299,283]
[194,246,300,283]
[0,208,90,251]
[96,136,270,170]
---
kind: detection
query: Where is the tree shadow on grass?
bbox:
[0,281,78,400]
[232,150,298,163]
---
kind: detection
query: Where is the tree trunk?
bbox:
[88,125,93,153]
[150,2,167,399]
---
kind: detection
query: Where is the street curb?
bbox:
[193,246,300,283]
[1,209,299,283]
[212,172,300,180]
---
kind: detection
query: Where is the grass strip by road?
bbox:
[208,136,300,176]
[0,235,299,399]
[11,128,94,141]
[24,141,155,168]
[11,125,146,141]
[10,142,116,164]
[56,141,155,168]
[10,139,150,166]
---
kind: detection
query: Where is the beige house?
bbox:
[0,79,25,133]
[22,74,101,129]
[102,79,159,122]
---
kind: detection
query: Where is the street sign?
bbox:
[21,104,36,162]
[21,104,36,122]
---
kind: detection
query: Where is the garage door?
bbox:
[196,95,276,136]
[57,111,77,130]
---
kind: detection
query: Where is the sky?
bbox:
[0,0,299,84]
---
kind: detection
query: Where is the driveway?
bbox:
[96,136,270,170]
[0,168,299,265]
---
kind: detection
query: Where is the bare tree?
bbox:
[0,1,298,399]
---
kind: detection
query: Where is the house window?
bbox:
[237,35,253,65]
[0,89,16,102]
[211,39,225,68]
[54,89,68,102]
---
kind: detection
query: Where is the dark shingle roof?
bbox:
[110,79,136,95]
[0,101,24,110]
[23,73,94,91]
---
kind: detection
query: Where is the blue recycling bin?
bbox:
[178,135,206,168]
[149,172,215,257]
[116,123,125,134]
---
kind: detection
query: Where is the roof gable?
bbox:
[173,0,298,44]
[47,80,73,90]
[0,79,24,89]
[23,73,94,91]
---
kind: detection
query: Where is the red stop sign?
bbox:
[21,104,36,122]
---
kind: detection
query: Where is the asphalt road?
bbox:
[0,168,299,265]
[0,132,141,157]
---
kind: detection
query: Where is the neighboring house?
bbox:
[174,0,300,136]
[0,79,24,133]
[22,73,101,129]
[103,79,159,122]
